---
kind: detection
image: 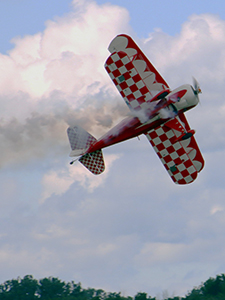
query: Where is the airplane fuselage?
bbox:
[88,84,199,153]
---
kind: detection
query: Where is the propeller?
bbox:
[193,77,202,95]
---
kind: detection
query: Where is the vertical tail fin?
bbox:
[67,126,105,175]
[67,125,96,156]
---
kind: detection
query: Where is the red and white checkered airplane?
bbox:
[67,34,204,184]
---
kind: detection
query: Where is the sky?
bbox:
[1,0,225,298]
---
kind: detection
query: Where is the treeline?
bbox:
[1,274,225,300]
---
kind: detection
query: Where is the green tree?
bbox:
[0,275,38,300]
[69,281,87,300]
[134,292,156,300]
[38,277,66,299]
[200,275,225,297]
[185,274,225,300]
[20,275,38,300]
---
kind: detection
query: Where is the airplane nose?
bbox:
[188,90,199,107]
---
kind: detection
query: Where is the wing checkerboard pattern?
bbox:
[108,34,169,93]
[79,150,105,175]
[67,126,96,151]
[146,123,198,184]
[105,51,152,111]
[179,113,204,172]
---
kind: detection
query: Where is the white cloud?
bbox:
[5,0,130,100]
[143,14,225,87]
[141,13,225,157]
[210,205,224,215]
[0,0,130,168]
[2,0,225,298]
[40,153,120,202]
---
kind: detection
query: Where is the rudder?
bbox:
[67,125,96,156]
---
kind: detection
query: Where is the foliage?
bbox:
[185,274,225,300]
[1,274,225,300]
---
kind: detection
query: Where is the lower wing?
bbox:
[145,114,204,184]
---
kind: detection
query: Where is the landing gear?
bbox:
[175,129,195,142]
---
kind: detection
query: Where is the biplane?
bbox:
[67,34,204,184]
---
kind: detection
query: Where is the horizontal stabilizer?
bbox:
[79,150,105,175]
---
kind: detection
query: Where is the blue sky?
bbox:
[1,0,225,298]
[96,0,225,36]
[1,0,225,53]
[0,0,72,53]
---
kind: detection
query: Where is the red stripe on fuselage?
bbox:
[87,116,165,153]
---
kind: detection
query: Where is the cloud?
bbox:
[6,0,130,99]
[141,13,225,156]
[2,8,225,171]
[40,153,120,202]
[142,14,225,89]
[0,0,130,168]
[2,1,225,298]
[0,95,127,168]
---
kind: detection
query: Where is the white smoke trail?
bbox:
[159,108,176,119]
[0,94,128,168]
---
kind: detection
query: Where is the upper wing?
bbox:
[105,50,153,111]
[108,34,169,95]
[145,113,204,184]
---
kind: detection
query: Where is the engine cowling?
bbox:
[167,84,199,112]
